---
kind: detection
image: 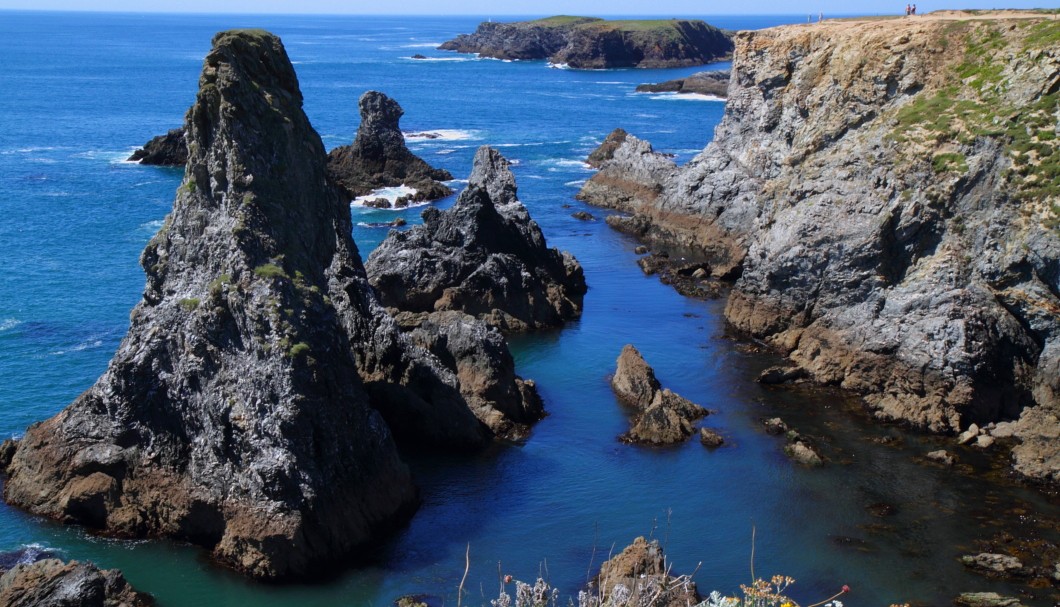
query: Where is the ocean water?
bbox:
[1,11,1058,607]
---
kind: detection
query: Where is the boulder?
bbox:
[327,91,453,202]
[127,128,187,166]
[2,29,503,582]
[785,441,823,466]
[366,146,587,333]
[0,558,152,607]
[595,537,699,607]
[960,553,1027,577]
[699,427,724,448]
[926,449,956,466]
[763,418,789,436]
[612,345,707,445]
[954,592,1024,607]
[757,365,810,385]
[571,210,595,221]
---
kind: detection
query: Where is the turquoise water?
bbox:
[1,11,1057,606]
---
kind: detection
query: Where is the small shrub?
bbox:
[288,342,311,358]
[253,263,287,280]
[178,298,200,311]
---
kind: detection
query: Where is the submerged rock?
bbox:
[699,427,725,447]
[0,558,152,606]
[785,441,823,467]
[961,553,1027,577]
[635,70,730,97]
[1,29,510,582]
[127,128,187,166]
[327,91,453,202]
[954,592,1025,607]
[612,345,707,445]
[595,537,699,607]
[926,449,956,466]
[366,146,587,333]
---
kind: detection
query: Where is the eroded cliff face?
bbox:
[0,29,511,581]
[581,14,1060,482]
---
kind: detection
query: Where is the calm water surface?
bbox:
[0,11,1056,606]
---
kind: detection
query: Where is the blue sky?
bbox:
[0,0,1053,14]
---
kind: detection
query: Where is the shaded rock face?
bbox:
[635,69,730,97]
[327,91,453,202]
[611,345,707,445]
[581,17,1060,483]
[399,311,545,440]
[366,146,587,333]
[0,29,510,582]
[0,558,153,607]
[595,537,699,607]
[440,17,732,69]
[127,128,187,166]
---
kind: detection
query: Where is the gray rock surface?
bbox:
[961,553,1027,577]
[0,558,152,607]
[326,91,452,202]
[954,592,1024,607]
[579,17,1060,483]
[699,427,724,447]
[635,70,730,97]
[611,345,707,445]
[1,29,508,582]
[366,146,587,333]
[440,17,732,69]
[127,128,187,166]
[578,131,677,217]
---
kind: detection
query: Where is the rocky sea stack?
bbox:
[440,16,733,69]
[611,345,707,445]
[0,557,153,606]
[0,29,537,581]
[635,70,730,97]
[127,128,187,166]
[581,15,1060,482]
[327,91,453,204]
[366,146,587,333]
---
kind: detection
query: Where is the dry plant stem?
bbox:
[806,590,846,607]
[749,525,756,585]
[458,542,470,607]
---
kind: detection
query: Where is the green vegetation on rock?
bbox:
[253,263,287,280]
[178,298,200,311]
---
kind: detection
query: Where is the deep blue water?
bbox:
[1,11,1057,607]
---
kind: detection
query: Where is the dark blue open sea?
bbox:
[1,11,1057,606]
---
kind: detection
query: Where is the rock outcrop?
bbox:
[578,130,677,218]
[594,537,699,607]
[127,128,187,166]
[0,558,153,607]
[366,146,587,333]
[440,16,732,69]
[611,345,707,445]
[327,91,452,203]
[580,14,1060,483]
[636,70,730,97]
[1,29,519,582]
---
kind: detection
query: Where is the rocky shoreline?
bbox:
[440,16,733,69]
[635,70,730,97]
[578,13,1060,485]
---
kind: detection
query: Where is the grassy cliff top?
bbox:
[519,16,712,33]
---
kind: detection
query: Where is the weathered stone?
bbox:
[954,592,1024,607]
[785,441,823,466]
[578,132,676,215]
[127,128,187,166]
[611,345,661,408]
[958,424,982,445]
[961,553,1027,577]
[571,210,595,221]
[699,427,724,447]
[763,417,789,436]
[596,537,699,607]
[0,558,152,607]
[366,146,587,333]
[612,345,707,445]
[327,91,452,203]
[636,70,730,97]
[926,449,956,466]
[757,365,809,385]
[976,434,996,449]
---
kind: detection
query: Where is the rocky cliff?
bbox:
[127,128,186,166]
[0,29,544,582]
[327,91,453,204]
[440,16,733,69]
[366,146,586,333]
[635,70,730,97]
[0,557,153,607]
[580,13,1060,482]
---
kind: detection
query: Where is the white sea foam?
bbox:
[0,318,21,333]
[445,178,470,185]
[52,338,104,356]
[401,42,443,48]
[404,56,477,62]
[140,219,165,232]
[404,129,480,142]
[436,149,457,155]
[645,92,725,102]
[547,62,570,70]
[544,159,593,172]
[351,185,423,209]
[565,179,587,187]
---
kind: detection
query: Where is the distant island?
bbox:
[438,16,733,69]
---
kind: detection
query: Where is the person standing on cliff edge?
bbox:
[905,4,911,15]
[912,4,917,15]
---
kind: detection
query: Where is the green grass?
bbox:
[288,342,311,359]
[1024,19,1060,48]
[932,152,968,174]
[525,15,600,27]
[208,274,232,297]
[253,263,287,280]
[178,298,200,311]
